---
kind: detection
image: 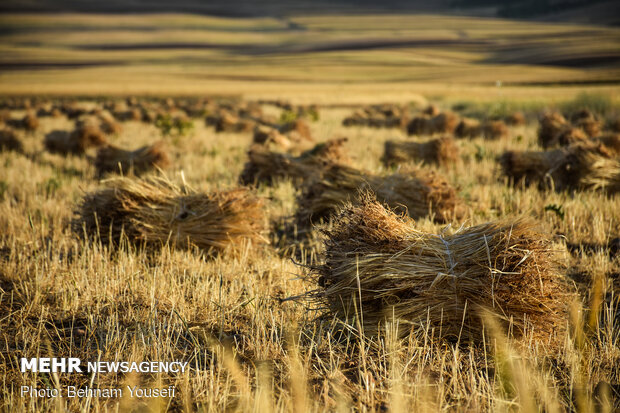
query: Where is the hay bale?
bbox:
[555,126,588,147]
[239,138,349,186]
[8,112,39,131]
[0,128,22,152]
[44,125,108,155]
[429,111,459,134]
[307,196,570,342]
[505,111,526,126]
[500,143,619,193]
[482,120,509,140]
[575,117,601,137]
[295,164,464,227]
[422,104,440,116]
[570,108,595,123]
[608,116,620,133]
[538,112,569,148]
[215,112,255,133]
[406,115,432,136]
[455,118,481,139]
[73,176,267,253]
[0,109,11,124]
[597,133,620,155]
[253,125,292,151]
[94,141,170,177]
[279,119,313,141]
[22,112,39,131]
[382,136,459,167]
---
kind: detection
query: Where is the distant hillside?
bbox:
[1,0,618,25]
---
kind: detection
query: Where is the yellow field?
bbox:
[1,13,619,102]
[1,10,620,413]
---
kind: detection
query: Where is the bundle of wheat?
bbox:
[505,111,526,126]
[382,136,459,167]
[94,141,170,177]
[455,118,482,139]
[555,126,588,147]
[482,120,509,140]
[406,115,432,135]
[44,125,108,155]
[253,126,292,152]
[422,104,440,116]
[7,112,39,131]
[500,142,619,193]
[575,117,601,137]
[239,138,350,186]
[78,112,122,135]
[0,128,22,152]
[295,164,464,227]
[407,112,459,136]
[597,133,620,155]
[304,196,571,344]
[73,176,267,254]
[215,112,255,133]
[279,119,313,142]
[538,112,568,148]
[430,112,459,134]
[0,109,11,124]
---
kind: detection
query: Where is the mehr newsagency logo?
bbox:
[20,358,187,399]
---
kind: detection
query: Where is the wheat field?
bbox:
[1,10,620,413]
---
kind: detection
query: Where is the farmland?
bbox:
[1,10,620,413]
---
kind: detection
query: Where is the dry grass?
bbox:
[1,97,619,412]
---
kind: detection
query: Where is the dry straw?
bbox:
[499,142,620,193]
[482,120,509,140]
[94,141,171,177]
[305,196,571,343]
[538,111,568,148]
[295,164,464,227]
[44,125,107,155]
[239,138,350,186]
[455,118,481,139]
[382,136,459,167]
[597,133,620,155]
[407,111,459,136]
[0,128,22,152]
[505,111,526,126]
[73,175,267,254]
[279,118,313,142]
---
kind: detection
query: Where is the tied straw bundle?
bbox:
[94,141,170,177]
[239,138,350,186]
[295,164,464,227]
[500,142,620,194]
[382,136,459,167]
[73,175,267,254]
[303,196,571,344]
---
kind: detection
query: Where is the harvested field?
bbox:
[1,9,620,413]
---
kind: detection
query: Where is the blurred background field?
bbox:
[0,2,619,103]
